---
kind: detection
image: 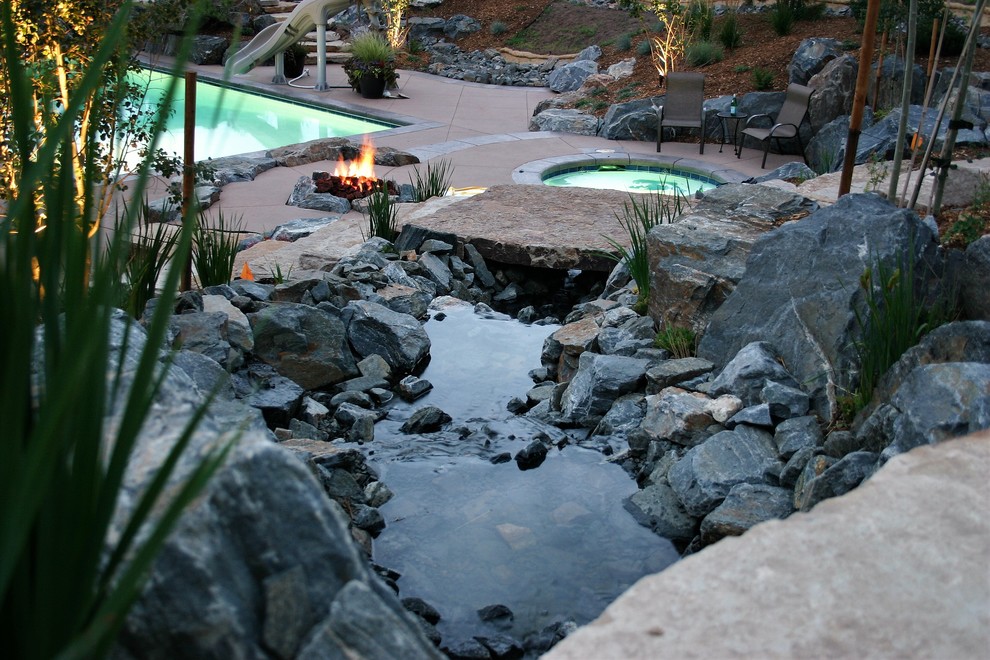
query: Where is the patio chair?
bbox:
[740,83,814,168]
[657,72,706,154]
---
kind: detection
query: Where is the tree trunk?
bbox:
[838,0,882,197]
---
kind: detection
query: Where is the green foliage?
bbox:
[407,38,424,54]
[343,31,397,90]
[491,20,508,36]
[915,15,966,57]
[718,13,743,50]
[848,253,955,415]
[599,189,687,306]
[635,39,652,56]
[685,40,724,66]
[193,209,243,287]
[812,143,840,174]
[849,0,946,33]
[769,0,795,36]
[654,325,698,358]
[365,188,399,242]
[943,176,990,247]
[410,158,454,202]
[267,261,294,284]
[686,0,715,42]
[864,152,889,193]
[733,64,752,73]
[617,82,641,100]
[578,25,597,39]
[0,2,230,657]
[615,33,634,51]
[113,205,181,318]
[752,67,774,90]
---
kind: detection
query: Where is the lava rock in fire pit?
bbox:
[313,170,399,201]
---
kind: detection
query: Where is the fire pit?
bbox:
[312,139,398,201]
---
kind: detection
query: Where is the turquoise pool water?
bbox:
[543,163,721,195]
[132,70,397,161]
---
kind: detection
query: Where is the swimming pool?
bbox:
[132,69,398,161]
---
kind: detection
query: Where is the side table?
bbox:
[716,111,748,157]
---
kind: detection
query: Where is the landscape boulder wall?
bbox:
[645,183,814,333]
[697,193,943,423]
[108,316,441,659]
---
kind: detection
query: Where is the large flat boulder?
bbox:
[545,432,990,659]
[396,185,632,271]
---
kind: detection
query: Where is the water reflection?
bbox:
[368,304,677,641]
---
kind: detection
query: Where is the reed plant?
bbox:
[718,12,743,50]
[848,252,954,413]
[0,2,229,657]
[600,189,687,310]
[410,157,454,201]
[365,187,400,241]
[193,209,243,287]
[769,0,795,36]
[655,325,698,358]
[113,203,181,318]
[685,40,724,66]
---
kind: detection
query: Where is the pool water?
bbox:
[543,164,720,195]
[130,69,396,160]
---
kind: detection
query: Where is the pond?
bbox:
[361,302,678,643]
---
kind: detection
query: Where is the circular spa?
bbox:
[515,154,746,195]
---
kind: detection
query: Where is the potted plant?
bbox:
[343,31,397,99]
[283,42,308,79]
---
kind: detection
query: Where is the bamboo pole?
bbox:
[886,0,917,203]
[838,0,882,197]
[182,71,196,292]
[927,16,940,80]
[872,30,887,111]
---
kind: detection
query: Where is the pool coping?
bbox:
[512,152,751,187]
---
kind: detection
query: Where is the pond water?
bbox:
[364,303,678,643]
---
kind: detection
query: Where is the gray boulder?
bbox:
[171,349,235,399]
[646,183,812,332]
[807,54,858,131]
[698,193,941,422]
[548,59,599,93]
[637,388,720,448]
[962,236,990,320]
[869,56,926,109]
[796,451,879,511]
[345,300,431,375]
[530,108,601,135]
[251,303,358,389]
[574,45,602,62]
[400,405,452,434]
[774,415,824,460]
[645,357,714,392]
[169,311,238,369]
[444,14,481,40]
[407,16,446,42]
[242,372,304,428]
[190,35,229,65]
[748,161,818,184]
[883,362,990,459]
[699,483,794,546]
[561,352,650,424]
[106,318,440,659]
[598,97,660,141]
[788,38,841,85]
[708,341,800,407]
[667,425,782,518]
[623,481,698,545]
[287,176,351,214]
[209,155,278,185]
[417,252,454,294]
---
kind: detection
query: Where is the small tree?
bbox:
[619,0,688,84]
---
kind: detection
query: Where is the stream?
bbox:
[357,302,678,644]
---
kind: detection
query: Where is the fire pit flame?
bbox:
[314,137,397,201]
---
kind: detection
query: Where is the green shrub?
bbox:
[685,40,724,67]
[490,20,508,36]
[718,13,743,50]
[365,187,399,241]
[0,3,229,657]
[598,189,687,307]
[193,209,243,287]
[615,33,633,51]
[752,67,774,90]
[769,0,795,36]
[350,30,393,62]
[733,64,752,73]
[654,326,698,358]
[636,39,653,57]
[410,158,454,202]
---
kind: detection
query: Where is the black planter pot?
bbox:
[359,75,387,99]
